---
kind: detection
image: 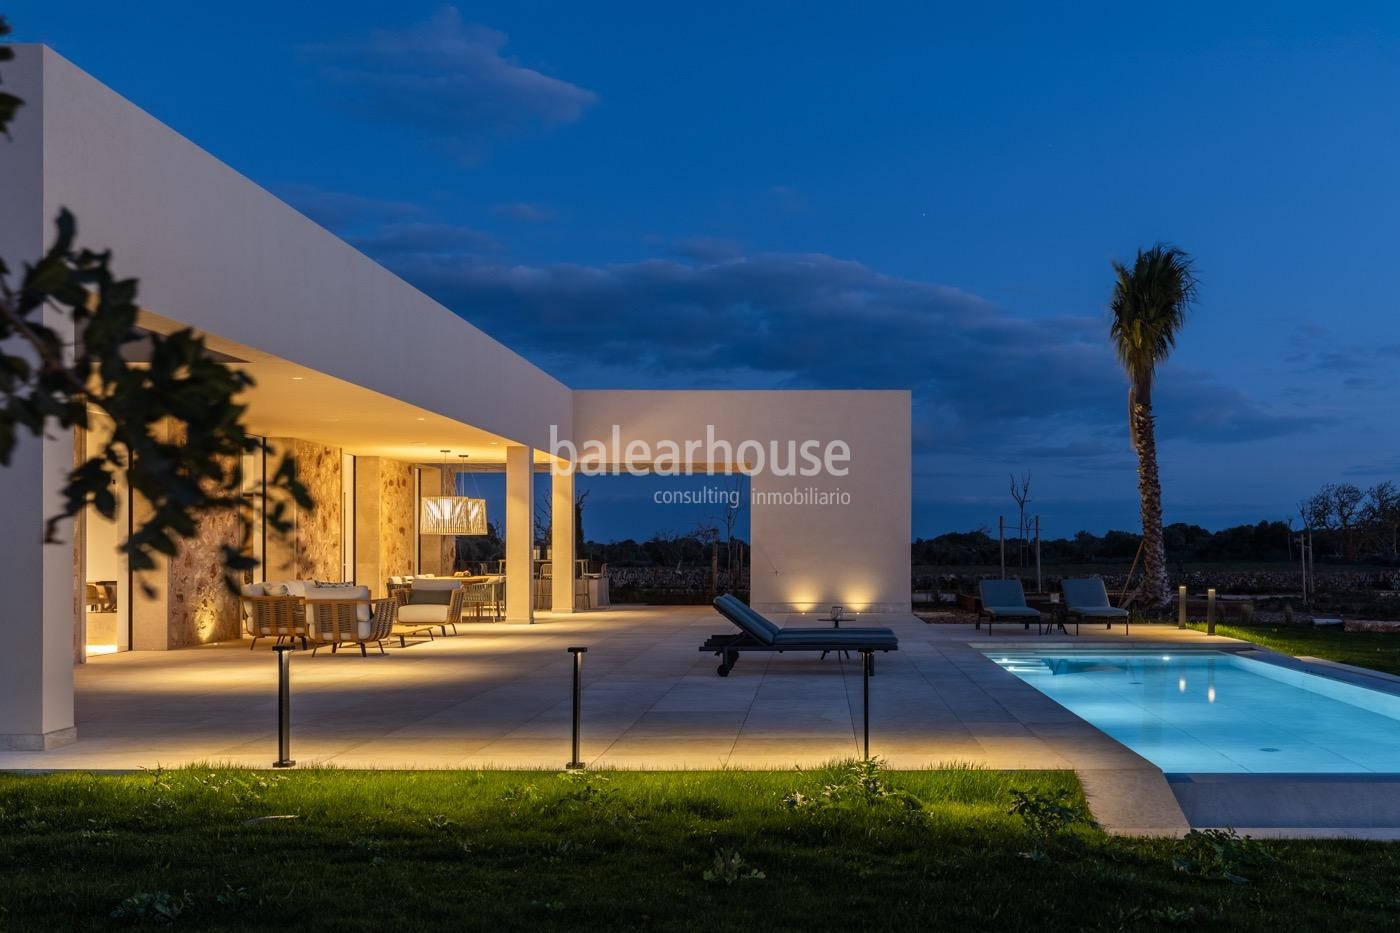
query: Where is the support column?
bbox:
[0,404,78,749]
[551,469,576,613]
[505,445,534,623]
[0,47,74,748]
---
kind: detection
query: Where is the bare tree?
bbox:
[1308,483,1365,560]
[1009,472,1031,568]
[533,491,552,547]
[722,473,747,580]
[1364,481,1399,559]
[574,488,590,559]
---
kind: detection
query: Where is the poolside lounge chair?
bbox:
[1060,576,1131,635]
[975,579,1044,634]
[701,594,898,677]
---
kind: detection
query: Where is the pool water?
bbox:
[988,650,1400,773]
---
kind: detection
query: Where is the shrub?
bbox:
[1008,788,1097,860]
[1171,828,1274,884]
[702,849,765,885]
[110,891,194,923]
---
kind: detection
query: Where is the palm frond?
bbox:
[1107,243,1197,397]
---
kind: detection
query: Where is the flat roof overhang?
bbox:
[138,310,562,467]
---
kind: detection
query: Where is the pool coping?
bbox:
[976,640,1400,834]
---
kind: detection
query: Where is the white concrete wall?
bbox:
[0,48,77,747]
[30,46,572,451]
[572,390,911,614]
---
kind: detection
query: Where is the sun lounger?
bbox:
[701,594,898,676]
[1060,576,1131,635]
[975,579,1045,633]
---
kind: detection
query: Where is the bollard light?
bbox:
[567,647,587,769]
[272,645,295,768]
[1206,588,1217,636]
[861,649,873,760]
[1177,586,1187,629]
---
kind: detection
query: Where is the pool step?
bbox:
[1169,773,1400,830]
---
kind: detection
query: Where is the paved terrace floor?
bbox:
[2,607,1248,832]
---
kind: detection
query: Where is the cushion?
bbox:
[983,606,1040,618]
[714,595,780,645]
[773,631,899,647]
[397,604,448,625]
[262,582,289,596]
[1072,607,1129,619]
[305,584,371,625]
[284,581,310,598]
[979,579,1028,609]
[240,584,262,625]
[1061,577,1111,610]
[409,579,462,605]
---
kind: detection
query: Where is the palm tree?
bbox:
[1108,244,1198,607]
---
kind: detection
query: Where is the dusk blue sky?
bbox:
[11,2,1400,542]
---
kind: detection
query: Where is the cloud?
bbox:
[355,244,1312,458]
[666,236,743,262]
[305,8,596,152]
[1154,376,1325,442]
[1284,322,1400,378]
[278,184,425,231]
[493,202,557,223]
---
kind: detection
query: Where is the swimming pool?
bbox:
[988,650,1400,773]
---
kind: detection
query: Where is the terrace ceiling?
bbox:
[138,311,558,467]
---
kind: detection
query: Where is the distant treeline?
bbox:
[913,523,1299,567]
[579,535,745,570]
[920,481,1400,568]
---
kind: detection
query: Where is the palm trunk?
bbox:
[1130,394,1171,607]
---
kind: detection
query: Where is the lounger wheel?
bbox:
[717,662,731,677]
[717,650,738,677]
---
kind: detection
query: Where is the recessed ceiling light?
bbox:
[415,417,425,421]
[291,376,304,381]
[489,441,499,446]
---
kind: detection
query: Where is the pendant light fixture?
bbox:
[420,449,488,535]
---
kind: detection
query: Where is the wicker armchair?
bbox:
[241,592,307,650]
[462,579,503,622]
[394,582,469,637]
[304,586,396,656]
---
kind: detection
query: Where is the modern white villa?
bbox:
[0,47,911,752]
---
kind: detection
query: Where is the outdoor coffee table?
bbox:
[818,608,851,659]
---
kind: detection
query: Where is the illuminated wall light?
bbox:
[1207,687,1216,703]
[1178,678,1187,693]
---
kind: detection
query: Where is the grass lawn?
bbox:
[1188,623,1400,676]
[3,765,1400,931]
